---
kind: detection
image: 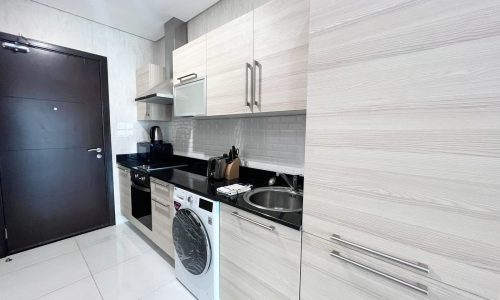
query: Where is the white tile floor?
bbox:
[0,223,195,300]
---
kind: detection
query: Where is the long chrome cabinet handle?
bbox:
[331,234,429,273]
[245,63,254,112]
[231,211,274,231]
[330,251,429,295]
[253,60,262,107]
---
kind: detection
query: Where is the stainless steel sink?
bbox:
[243,187,303,212]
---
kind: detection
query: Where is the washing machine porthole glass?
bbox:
[173,209,211,275]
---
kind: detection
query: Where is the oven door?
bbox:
[131,182,152,230]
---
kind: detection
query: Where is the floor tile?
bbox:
[0,238,79,278]
[141,280,195,300]
[76,223,152,254]
[93,250,176,300]
[0,251,90,300]
[81,234,143,274]
[37,277,102,300]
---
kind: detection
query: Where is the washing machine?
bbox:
[172,187,219,300]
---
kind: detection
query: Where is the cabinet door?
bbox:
[137,103,172,121]
[173,35,207,84]
[253,0,309,113]
[206,13,254,116]
[118,167,131,220]
[151,180,174,257]
[152,200,174,258]
[220,204,301,300]
[304,1,500,299]
[301,233,484,300]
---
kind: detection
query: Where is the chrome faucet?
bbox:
[269,172,299,191]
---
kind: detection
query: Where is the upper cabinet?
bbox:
[253,0,309,113]
[175,0,310,117]
[206,13,254,116]
[173,35,207,84]
[136,63,171,121]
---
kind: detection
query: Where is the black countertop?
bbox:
[116,154,303,230]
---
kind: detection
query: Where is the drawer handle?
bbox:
[231,211,274,231]
[330,251,429,295]
[330,234,429,273]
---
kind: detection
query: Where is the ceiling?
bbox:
[33,0,218,41]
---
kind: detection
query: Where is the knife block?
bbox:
[225,158,240,180]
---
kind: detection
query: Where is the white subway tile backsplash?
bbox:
[161,115,306,175]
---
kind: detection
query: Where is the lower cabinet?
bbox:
[118,167,131,220]
[220,204,301,300]
[151,179,175,258]
[300,233,483,300]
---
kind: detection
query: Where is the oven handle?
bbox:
[131,182,151,193]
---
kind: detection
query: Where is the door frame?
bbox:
[0,32,115,257]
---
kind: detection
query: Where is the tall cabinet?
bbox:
[302,1,500,299]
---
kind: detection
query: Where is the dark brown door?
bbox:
[0,36,112,254]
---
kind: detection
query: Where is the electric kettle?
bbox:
[150,126,163,144]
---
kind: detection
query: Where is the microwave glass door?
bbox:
[174,78,206,117]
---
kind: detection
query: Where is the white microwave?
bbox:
[173,78,206,117]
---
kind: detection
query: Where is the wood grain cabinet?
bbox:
[303,0,500,299]
[301,233,484,300]
[219,204,301,300]
[118,167,131,220]
[253,0,309,113]
[151,179,175,258]
[136,63,171,121]
[203,0,309,116]
[206,13,254,116]
[173,35,207,84]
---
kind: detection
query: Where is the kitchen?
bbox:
[0,0,499,300]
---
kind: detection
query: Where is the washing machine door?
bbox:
[172,208,211,275]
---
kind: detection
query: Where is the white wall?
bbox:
[0,0,159,223]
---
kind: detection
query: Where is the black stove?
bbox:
[133,162,188,173]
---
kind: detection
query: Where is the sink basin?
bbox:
[243,187,303,212]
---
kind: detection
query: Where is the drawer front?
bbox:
[220,204,301,300]
[301,233,484,300]
[118,168,131,218]
[151,180,171,208]
[303,203,500,299]
[152,200,174,257]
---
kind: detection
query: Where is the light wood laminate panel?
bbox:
[152,200,174,258]
[136,64,164,96]
[220,204,301,300]
[206,13,254,116]
[304,0,500,299]
[253,0,309,113]
[151,179,174,257]
[301,233,485,300]
[118,167,131,220]
[151,179,172,208]
[136,102,172,121]
[173,35,207,84]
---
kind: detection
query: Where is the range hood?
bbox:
[135,81,173,104]
[135,18,187,104]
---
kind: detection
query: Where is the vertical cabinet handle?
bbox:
[330,234,429,273]
[253,60,262,107]
[245,63,254,112]
[330,251,429,295]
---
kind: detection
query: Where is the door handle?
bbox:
[87,147,102,153]
[245,63,254,112]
